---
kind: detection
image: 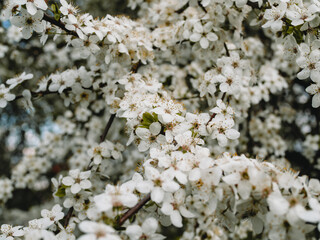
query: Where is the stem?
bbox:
[117,193,151,227]
[15,90,57,100]
[175,2,189,14]
[175,95,202,100]
[64,207,74,228]
[198,1,207,13]
[224,42,230,57]
[246,1,262,9]
[100,114,116,143]
[65,114,117,227]
[43,14,78,37]
[207,92,227,125]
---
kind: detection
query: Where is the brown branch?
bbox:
[65,113,117,227]
[117,193,151,227]
[15,90,57,100]
[224,42,230,57]
[198,1,207,13]
[246,1,262,9]
[100,114,116,143]
[175,2,189,14]
[130,61,142,73]
[64,207,74,228]
[175,95,202,101]
[43,13,78,37]
[207,92,227,125]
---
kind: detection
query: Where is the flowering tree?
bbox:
[2,0,320,239]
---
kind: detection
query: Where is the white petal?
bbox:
[306,84,318,94]
[200,37,209,49]
[295,205,320,223]
[5,93,15,101]
[151,187,164,203]
[149,122,161,135]
[237,180,251,200]
[118,43,128,54]
[310,71,320,82]
[142,218,158,234]
[161,202,174,215]
[175,171,187,184]
[71,183,81,194]
[207,32,218,41]
[80,171,91,179]
[219,82,229,92]
[297,68,310,79]
[22,27,33,39]
[80,180,92,189]
[94,194,113,212]
[217,133,227,147]
[170,210,183,228]
[79,221,97,232]
[125,225,142,239]
[26,2,37,15]
[35,0,48,10]
[162,180,180,192]
[136,181,153,193]
[136,128,150,140]
[225,129,240,140]
[159,113,174,124]
[189,168,201,181]
[121,194,138,207]
[0,99,7,108]
[267,192,289,215]
[189,32,201,42]
[312,94,320,108]
[138,141,150,152]
[179,206,195,218]
[62,176,74,186]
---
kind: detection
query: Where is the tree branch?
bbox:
[224,42,230,57]
[175,2,189,14]
[42,14,78,37]
[207,92,227,125]
[63,207,74,228]
[64,113,117,227]
[117,193,151,227]
[100,114,116,143]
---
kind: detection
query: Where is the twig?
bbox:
[15,90,57,100]
[130,61,142,73]
[43,13,78,37]
[65,114,117,227]
[100,114,116,143]
[117,193,151,227]
[198,1,207,13]
[175,95,202,100]
[224,42,230,57]
[175,2,189,14]
[63,207,74,228]
[207,92,227,125]
[246,1,262,9]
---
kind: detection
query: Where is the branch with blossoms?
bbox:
[42,13,77,37]
[2,0,320,239]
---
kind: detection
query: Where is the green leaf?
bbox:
[54,13,60,21]
[55,185,66,197]
[140,112,159,128]
[151,112,158,122]
[51,4,56,12]
[142,112,154,124]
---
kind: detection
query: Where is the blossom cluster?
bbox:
[1,0,320,239]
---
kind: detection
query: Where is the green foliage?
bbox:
[139,112,159,128]
[55,184,66,197]
[280,18,304,44]
[51,3,61,21]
